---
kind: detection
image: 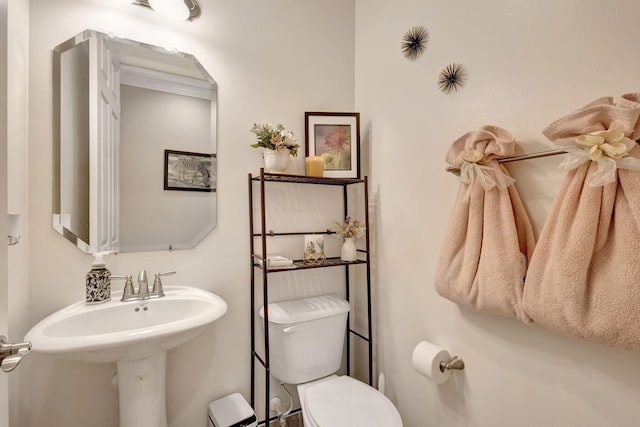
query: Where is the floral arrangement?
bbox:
[250,123,300,157]
[329,216,366,239]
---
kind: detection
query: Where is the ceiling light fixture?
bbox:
[132,0,201,21]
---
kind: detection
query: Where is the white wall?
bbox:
[26,1,354,426]
[356,1,640,426]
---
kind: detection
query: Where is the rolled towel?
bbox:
[522,94,640,352]
[435,126,536,322]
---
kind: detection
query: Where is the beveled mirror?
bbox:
[53,30,217,253]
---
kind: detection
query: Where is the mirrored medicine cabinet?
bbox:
[53,29,218,254]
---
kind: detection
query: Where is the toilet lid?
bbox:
[305,376,402,427]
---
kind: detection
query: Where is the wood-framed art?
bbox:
[164,149,216,192]
[305,112,360,178]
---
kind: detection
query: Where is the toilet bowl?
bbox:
[298,375,402,427]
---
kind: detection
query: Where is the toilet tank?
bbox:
[259,294,350,384]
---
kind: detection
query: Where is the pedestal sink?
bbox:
[25,286,228,427]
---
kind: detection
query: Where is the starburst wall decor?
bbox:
[401,26,429,61]
[438,63,467,94]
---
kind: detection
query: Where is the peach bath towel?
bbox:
[522,94,640,352]
[435,126,536,322]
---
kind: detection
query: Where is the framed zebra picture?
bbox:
[164,149,216,192]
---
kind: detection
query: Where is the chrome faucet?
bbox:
[137,269,150,299]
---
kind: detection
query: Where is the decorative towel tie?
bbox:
[459,149,516,201]
[558,129,640,187]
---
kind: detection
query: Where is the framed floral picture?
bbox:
[305,112,360,178]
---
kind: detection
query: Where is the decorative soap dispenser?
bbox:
[86,252,111,304]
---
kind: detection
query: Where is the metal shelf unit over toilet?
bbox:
[248,169,373,426]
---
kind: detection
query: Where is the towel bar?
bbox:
[446,149,563,174]
[446,139,640,174]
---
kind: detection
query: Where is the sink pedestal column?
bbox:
[116,351,168,427]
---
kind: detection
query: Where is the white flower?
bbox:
[575,129,635,161]
[558,128,640,187]
[461,149,483,164]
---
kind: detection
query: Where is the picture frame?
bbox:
[305,112,360,178]
[164,149,216,192]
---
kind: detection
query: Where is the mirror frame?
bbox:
[52,29,218,253]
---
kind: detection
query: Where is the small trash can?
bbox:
[208,392,257,427]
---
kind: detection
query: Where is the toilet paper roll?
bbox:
[412,341,451,384]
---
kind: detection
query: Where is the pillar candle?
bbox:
[305,156,324,177]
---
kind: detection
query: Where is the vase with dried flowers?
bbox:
[329,216,366,261]
[250,123,300,173]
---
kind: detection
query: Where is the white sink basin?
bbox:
[25,285,227,363]
[25,285,227,427]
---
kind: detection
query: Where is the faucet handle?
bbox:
[152,270,176,297]
[137,269,149,297]
[113,275,134,301]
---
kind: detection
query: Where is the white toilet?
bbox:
[261,294,402,427]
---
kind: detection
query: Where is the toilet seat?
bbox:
[301,375,402,427]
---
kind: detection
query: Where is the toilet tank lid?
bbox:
[259,294,350,324]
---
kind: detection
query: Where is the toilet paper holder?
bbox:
[439,355,465,372]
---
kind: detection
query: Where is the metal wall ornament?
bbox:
[401,26,429,61]
[438,63,468,94]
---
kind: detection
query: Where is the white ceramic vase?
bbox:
[263,149,290,173]
[340,237,357,261]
